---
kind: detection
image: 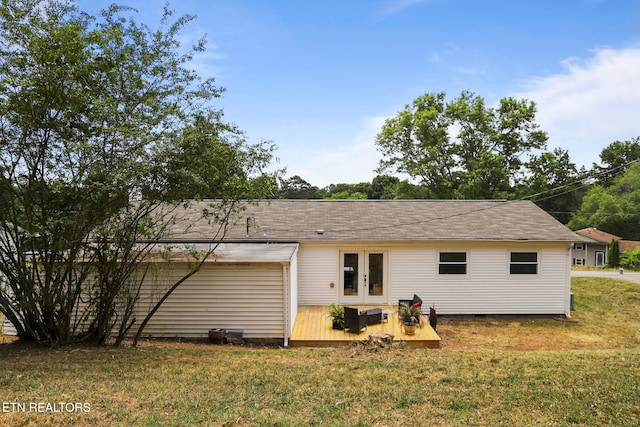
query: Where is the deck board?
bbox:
[289,305,440,348]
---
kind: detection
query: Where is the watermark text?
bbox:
[2,401,90,413]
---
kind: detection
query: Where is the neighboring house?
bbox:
[619,239,640,254]
[571,227,640,267]
[572,228,620,267]
[2,200,579,343]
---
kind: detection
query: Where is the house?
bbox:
[571,227,640,267]
[119,199,578,344]
[571,228,620,267]
[2,199,579,344]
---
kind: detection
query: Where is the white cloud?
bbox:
[378,0,437,16]
[516,47,640,168]
[287,116,388,188]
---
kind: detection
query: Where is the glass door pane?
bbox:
[368,253,383,297]
[343,253,359,296]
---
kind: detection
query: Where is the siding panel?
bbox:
[297,244,339,305]
[135,263,284,339]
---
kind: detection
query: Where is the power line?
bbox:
[524,158,640,204]
[248,159,640,236]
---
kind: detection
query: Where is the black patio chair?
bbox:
[344,306,367,334]
[398,294,423,311]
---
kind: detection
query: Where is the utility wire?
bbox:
[249,159,639,236]
[523,158,640,203]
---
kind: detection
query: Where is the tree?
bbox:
[620,246,640,270]
[376,92,455,198]
[369,175,400,199]
[568,163,640,240]
[325,190,367,200]
[592,137,640,186]
[0,1,278,346]
[323,182,372,199]
[278,175,320,199]
[392,180,434,199]
[608,240,620,268]
[375,91,548,199]
[518,148,585,223]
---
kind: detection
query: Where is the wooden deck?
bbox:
[289,305,441,348]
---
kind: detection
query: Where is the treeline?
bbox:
[278,175,429,200]
[278,135,640,233]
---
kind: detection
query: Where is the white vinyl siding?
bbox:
[2,313,17,335]
[389,247,435,303]
[134,263,285,339]
[297,244,339,305]
[394,244,569,315]
[296,242,570,317]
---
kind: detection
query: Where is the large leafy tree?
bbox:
[568,162,640,240]
[592,137,640,186]
[375,91,548,199]
[0,0,278,346]
[517,148,585,223]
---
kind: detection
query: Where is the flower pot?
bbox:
[403,322,417,335]
[332,320,344,330]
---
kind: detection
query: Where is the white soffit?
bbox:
[163,243,299,263]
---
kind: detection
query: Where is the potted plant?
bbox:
[398,302,424,335]
[326,303,344,330]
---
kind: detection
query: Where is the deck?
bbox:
[289,305,441,348]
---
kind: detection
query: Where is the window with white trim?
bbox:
[510,252,537,274]
[439,252,467,274]
[573,243,584,250]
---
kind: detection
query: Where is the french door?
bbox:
[340,251,387,304]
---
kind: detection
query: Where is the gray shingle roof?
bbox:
[168,199,579,243]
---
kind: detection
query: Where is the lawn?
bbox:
[0,278,638,426]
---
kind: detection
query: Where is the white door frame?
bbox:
[339,250,388,305]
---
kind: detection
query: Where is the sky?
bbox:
[78,0,640,188]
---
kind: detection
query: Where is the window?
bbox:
[509,252,538,274]
[573,258,584,266]
[573,243,584,250]
[439,252,467,274]
[510,252,537,274]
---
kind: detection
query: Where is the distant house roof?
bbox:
[619,240,640,253]
[169,199,578,243]
[574,228,621,244]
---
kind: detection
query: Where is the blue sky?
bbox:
[78,0,640,188]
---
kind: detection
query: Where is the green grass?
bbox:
[1,278,639,426]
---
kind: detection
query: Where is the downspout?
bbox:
[282,262,290,347]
